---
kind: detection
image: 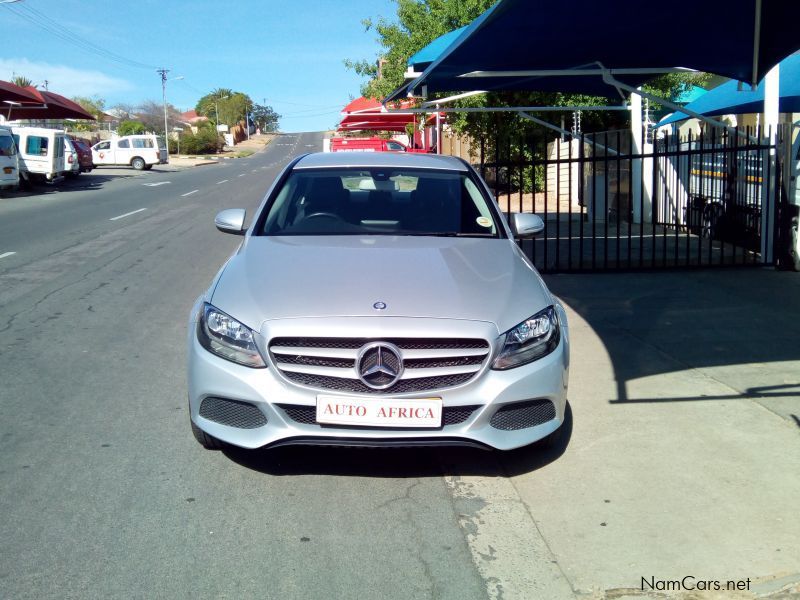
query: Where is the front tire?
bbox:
[131,157,146,170]
[191,419,226,450]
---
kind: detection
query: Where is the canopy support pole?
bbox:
[630,92,649,224]
[761,62,779,263]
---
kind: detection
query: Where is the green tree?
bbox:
[344,0,495,101]
[250,103,281,132]
[118,120,146,136]
[195,89,259,129]
[11,75,33,88]
[70,96,107,130]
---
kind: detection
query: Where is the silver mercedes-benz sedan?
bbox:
[188,152,569,451]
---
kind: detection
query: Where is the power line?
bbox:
[3,3,157,70]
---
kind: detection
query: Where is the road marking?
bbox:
[142,181,171,187]
[181,189,199,197]
[110,208,147,221]
[0,251,16,260]
[305,144,316,148]
[216,179,228,184]
[238,173,246,177]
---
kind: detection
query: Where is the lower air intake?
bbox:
[489,400,555,431]
[199,397,267,429]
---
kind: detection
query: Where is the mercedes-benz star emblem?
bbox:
[357,342,403,390]
[373,301,387,310]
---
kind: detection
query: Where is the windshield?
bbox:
[0,135,16,157]
[259,168,501,237]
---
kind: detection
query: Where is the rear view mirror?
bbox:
[510,213,545,237]
[215,209,247,235]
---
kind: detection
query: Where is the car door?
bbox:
[92,141,113,165]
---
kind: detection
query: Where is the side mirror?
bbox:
[510,213,545,237]
[215,208,247,235]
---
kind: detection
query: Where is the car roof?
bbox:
[294,151,469,172]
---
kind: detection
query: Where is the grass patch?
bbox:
[234,149,255,158]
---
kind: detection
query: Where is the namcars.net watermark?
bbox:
[642,576,751,593]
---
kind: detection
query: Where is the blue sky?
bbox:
[0,0,397,132]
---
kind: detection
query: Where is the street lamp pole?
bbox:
[157,68,182,154]
[158,68,170,153]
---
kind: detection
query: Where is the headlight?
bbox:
[492,306,560,370]
[197,303,266,368]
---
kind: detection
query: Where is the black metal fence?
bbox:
[474,123,790,272]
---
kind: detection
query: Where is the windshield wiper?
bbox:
[400,232,494,237]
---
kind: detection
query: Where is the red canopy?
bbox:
[337,96,436,133]
[5,88,95,120]
[0,80,44,105]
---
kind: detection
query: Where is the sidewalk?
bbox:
[168,133,275,168]
[502,268,800,598]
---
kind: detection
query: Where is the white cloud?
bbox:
[0,58,133,98]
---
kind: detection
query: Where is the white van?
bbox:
[92,134,168,170]
[11,126,67,184]
[0,125,20,192]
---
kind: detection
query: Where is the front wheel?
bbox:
[131,157,146,170]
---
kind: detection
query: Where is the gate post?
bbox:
[760,64,779,263]
[631,90,653,223]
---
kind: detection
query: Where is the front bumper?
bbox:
[187,309,569,451]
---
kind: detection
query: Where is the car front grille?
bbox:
[278,404,481,428]
[489,400,556,430]
[199,397,268,429]
[269,337,491,394]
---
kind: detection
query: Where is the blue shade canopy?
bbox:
[674,86,708,105]
[659,53,800,126]
[408,27,468,70]
[401,0,800,99]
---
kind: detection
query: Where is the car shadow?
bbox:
[222,403,572,478]
[9,173,135,197]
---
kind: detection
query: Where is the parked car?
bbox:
[69,137,94,173]
[11,126,67,184]
[0,125,20,192]
[188,152,569,452]
[329,137,408,153]
[91,134,168,170]
[64,138,80,178]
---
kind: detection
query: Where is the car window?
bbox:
[117,139,130,149]
[136,138,154,148]
[0,135,16,157]
[26,135,48,156]
[260,168,500,237]
[386,142,405,151]
[95,141,110,151]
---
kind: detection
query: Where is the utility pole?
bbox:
[158,68,170,154]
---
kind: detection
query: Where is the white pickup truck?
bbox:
[91,134,168,170]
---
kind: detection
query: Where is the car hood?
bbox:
[210,236,553,335]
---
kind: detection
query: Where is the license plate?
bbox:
[316,395,442,428]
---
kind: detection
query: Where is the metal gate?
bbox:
[468,123,790,272]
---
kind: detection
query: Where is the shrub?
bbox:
[118,120,146,136]
[178,123,224,154]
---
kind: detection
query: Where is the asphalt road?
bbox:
[0,132,570,600]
